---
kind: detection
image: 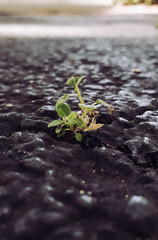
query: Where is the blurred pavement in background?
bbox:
[0,0,158,38]
[0,0,114,15]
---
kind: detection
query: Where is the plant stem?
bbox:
[82,110,87,121]
[75,85,87,120]
[75,85,85,104]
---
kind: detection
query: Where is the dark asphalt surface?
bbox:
[0,13,158,240]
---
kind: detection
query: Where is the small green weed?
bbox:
[48,76,114,142]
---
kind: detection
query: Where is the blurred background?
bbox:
[0,0,114,15]
[0,0,158,37]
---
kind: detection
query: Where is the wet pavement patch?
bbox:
[0,37,158,240]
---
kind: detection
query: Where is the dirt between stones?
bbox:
[0,37,158,240]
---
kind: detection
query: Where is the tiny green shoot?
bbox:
[48,76,114,142]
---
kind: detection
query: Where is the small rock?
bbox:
[42,211,66,225]
[0,206,10,217]
[125,195,156,234]
[33,105,58,118]
[54,226,84,240]
[77,194,96,208]
[128,195,148,207]
[21,119,48,132]
[22,157,46,171]
[64,173,80,184]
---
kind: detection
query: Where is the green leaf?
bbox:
[66,77,76,87]
[78,104,95,112]
[95,99,108,106]
[55,94,70,107]
[95,99,114,114]
[66,119,76,126]
[75,76,85,86]
[95,99,113,108]
[75,132,82,142]
[75,118,86,127]
[56,103,71,118]
[57,128,65,138]
[68,111,77,120]
[55,94,77,107]
[66,76,85,87]
[55,125,63,133]
[48,119,64,127]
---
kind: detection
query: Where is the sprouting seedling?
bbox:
[48,76,114,142]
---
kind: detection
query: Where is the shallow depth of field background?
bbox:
[0,0,158,38]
